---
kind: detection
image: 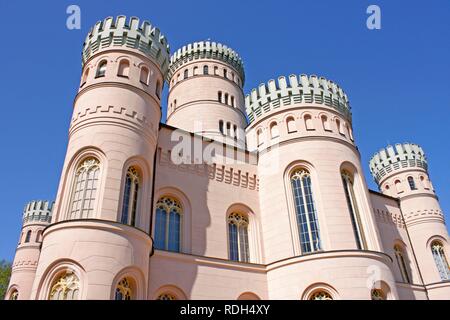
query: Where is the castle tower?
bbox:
[166,41,247,147]
[5,201,53,300]
[245,75,397,299]
[28,16,170,300]
[370,143,450,299]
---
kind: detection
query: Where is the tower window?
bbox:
[223,69,227,78]
[214,66,218,75]
[321,115,331,131]
[218,91,222,103]
[81,68,89,86]
[140,66,149,85]
[154,197,182,252]
[270,122,279,139]
[224,93,229,105]
[226,122,231,136]
[407,176,417,190]
[219,120,224,135]
[203,65,209,75]
[117,59,130,77]
[231,96,235,107]
[304,114,314,130]
[193,66,198,76]
[24,230,31,243]
[96,60,107,78]
[233,125,238,140]
[431,241,450,280]
[257,129,264,146]
[184,69,188,79]
[120,167,140,227]
[287,117,296,133]
[228,213,250,262]
[155,81,161,99]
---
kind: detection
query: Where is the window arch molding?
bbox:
[283,160,327,255]
[153,187,192,254]
[115,57,131,78]
[301,283,339,300]
[283,114,297,134]
[60,148,107,223]
[225,203,261,264]
[95,58,109,78]
[119,157,151,232]
[154,284,187,300]
[110,266,145,300]
[318,112,332,132]
[36,259,86,300]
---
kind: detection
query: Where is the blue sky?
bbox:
[0,0,449,261]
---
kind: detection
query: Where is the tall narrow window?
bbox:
[257,129,263,146]
[226,122,231,136]
[228,213,250,262]
[291,169,321,253]
[117,59,130,77]
[96,60,107,78]
[407,176,417,190]
[121,167,140,227]
[49,271,80,300]
[219,120,224,134]
[304,114,314,130]
[81,68,89,86]
[394,245,411,283]
[231,96,235,107]
[140,66,149,84]
[342,171,367,250]
[287,117,296,133]
[431,241,450,280]
[270,122,279,138]
[218,91,222,103]
[115,278,133,300]
[69,158,100,220]
[155,81,161,99]
[184,69,188,79]
[36,230,42,243]
[394,180,404,194]
[233,125,238,140]
[224,93,229,105]
[154,197,182,252]
[203,65,209,75]
[193,66,198,76]
[223,69,227,78]
[25,230,31,243]
[321,115,331,131]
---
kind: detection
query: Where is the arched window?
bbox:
[304,114,314,130]
[226,122,231,136]
[321,115,331,131]
[286,117,296,133]
[96,60,107,78]
[36,230,43,243]
[223,69,227,78]
[214,66,218,75]
[407,176,417,190]
[69,158,100,220]
[203,65,209,75]
[140,66,149,84]
[231,96,235,107]
[117,59,130,77]
[9,290,19,300]
[309,291,333,300]
[371,288,385,300]
[193,66,198,75]
[219,120,224,135]
[157,293,177,300]
[233,125,238,140]
[420,176,429,189]
[25,230,32,243]
[155,81,161,99]
[336,119,344,135]
[184,69,188,79]
[342,171,366,250]
[291,169,321,253]
[394,180,404,194]
[121,167,140,227]
[81,68,89,86]
[257,129,264,146]
[224,93,229,105]
[394,245,411,283]
[218,91,222,103]
[115,278,133,300]
[431,241,450,280]
[155,197,182,252]
[270,122,279,139]
[49,271,80,300]
[228,213,250,262]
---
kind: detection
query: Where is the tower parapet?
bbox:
[82,15,170,75]
[369,143,428,185]
[22,200,53,224]
[245,74,351,124]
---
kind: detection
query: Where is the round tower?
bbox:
[5,201,53,300]
[370,143,450,299]
[246,74,397,299]
[29,16,170,300]
[166,41,246,147]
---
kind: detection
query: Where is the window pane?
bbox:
[229,223,239,261]
[168,210,181,252]
[154,208,167,250]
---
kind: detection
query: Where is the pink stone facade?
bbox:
[5,16,450,300]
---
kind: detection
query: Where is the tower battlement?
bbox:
[82,16,170,76]
[245,74,351,124]
[167,41,245,83]
[22,200,54,224]
[369,143,428,184]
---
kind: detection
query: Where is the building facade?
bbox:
[5,16,450,300]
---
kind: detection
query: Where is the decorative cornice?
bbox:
[245,74,351,124]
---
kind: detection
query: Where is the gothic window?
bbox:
[155,197,182,252]
[228,213,250,262]
[25,230,31,243]
[371,289,385,300]
[394,245,411,283]
[9,290,18,300]
[140,66,149,85]
[286,117,296,133]
[431,241,450,280]
[270,122,279,139]
[157,293,176,300]
[69,158,100,220]
[115,278,133,300]
[96,60,107,78]
[117,59,130,77]
[407,176,417,190]
[291,169,321,253]
[342,171,367,250]
[304,114,314,130]
[120,167,140,227]
[49,271,80,300]
[309,291,333,300]
[203,65,209,75]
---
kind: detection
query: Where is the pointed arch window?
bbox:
[394,245,411,283]
[155,197,182,252]
[342,171,367,250]
[49,271,80,300]
[291,169,321,253]
[121,167,140,227]
[431,241,450,280]
[96,60,107,78]
[117,59,130,77]
[69,158,100,220]
[228,213,250,262]
[407,176,417,190]
[25,230,31,243]
[115,278,133,300]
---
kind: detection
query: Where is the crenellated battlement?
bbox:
[82,16,171,76]
[22,200,54,224]
[369,143,428,184]
[167,41,245,83]
[245,74,351,124]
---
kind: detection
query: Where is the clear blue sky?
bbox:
[0,0,449,261]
